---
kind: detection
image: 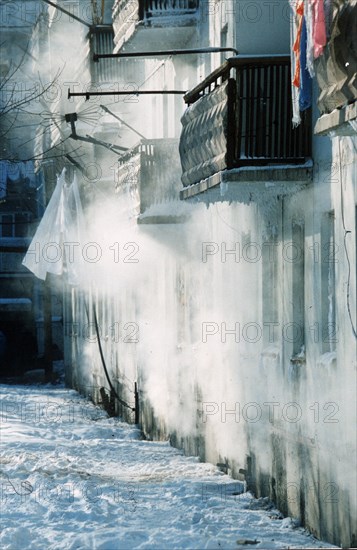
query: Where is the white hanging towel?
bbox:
[289,0,302,127]
[22,168,85,285]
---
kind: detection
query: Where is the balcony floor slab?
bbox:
[179,161,314,205]
[314,101,357,136]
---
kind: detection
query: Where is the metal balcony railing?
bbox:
[113,0,198,18]
[112,0,198,48]
[72,25,143,85]
[90,27,118,83]
[142,0,198,17]
[116,138,181,212]
[180,56,312,187]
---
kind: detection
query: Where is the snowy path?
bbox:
[0,384,336,550]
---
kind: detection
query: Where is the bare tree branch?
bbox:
[0,39,67,163]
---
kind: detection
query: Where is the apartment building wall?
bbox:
[52,1,356,546]
[63,141,356,547]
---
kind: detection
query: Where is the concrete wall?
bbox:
[198,0,290,73]
[233,0,290,54]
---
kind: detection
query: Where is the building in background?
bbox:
[0,0,55,376]
[6,0,356,546]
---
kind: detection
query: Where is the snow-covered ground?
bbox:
[0,381,337,550]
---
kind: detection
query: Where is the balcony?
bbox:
[141,0,198,19]
[90,26,118,83]
[179,56,313,201]
[71,26,124,85]
[112,0,198,51]
[115,139,181,216]
[314,1,357,136]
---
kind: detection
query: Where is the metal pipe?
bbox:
[68,89,186,99]
[65,111,128,151]
[41,0,92,28]
[65,154,85,174]
[93,47,239,62]
[100,105,147,140]
[84,134,128,152]
[72,133,127,152]
[92,303,136,412]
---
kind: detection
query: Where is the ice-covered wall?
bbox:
[63,130,356,547]
[59,0,356,547]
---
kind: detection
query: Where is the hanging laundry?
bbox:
[323,0,333,40]
[311,0,327,58]
[289,0,303,126]
[305,0,315,77]
[292,1,305,88]
[299,15,312,110]
[22,168,85,285]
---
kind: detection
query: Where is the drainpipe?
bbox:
[41,0,92,28]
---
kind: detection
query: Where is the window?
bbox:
[291,222,305,357]
[262,233,279,346]
[321,211,336,353]
[1,214,13,237]
[0,212,31,238]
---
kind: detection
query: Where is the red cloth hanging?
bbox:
[292,1,305,88]
[311,0,327,58]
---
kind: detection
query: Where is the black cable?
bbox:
[338,140,357,339]
[87,300,135,411]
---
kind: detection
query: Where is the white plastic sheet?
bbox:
[22,168,85,285]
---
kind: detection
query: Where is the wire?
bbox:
[338,139,357,339]
[83,299,135,412]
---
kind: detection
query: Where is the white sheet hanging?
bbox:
[22,168,85,285]
[289,0,302,127]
